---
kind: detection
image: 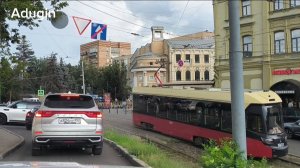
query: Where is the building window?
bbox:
[195,55,200,63]
[204,70,209,81]
[242,0,251,16]
[292,29,300,52]
[243,35,252,57]
[176,54,181,62]
[274,31,285,54]
[149,76,154,81]
[274,0,284,10]
[186,71,191,81]
[185,54,190,63]
[195,70,200,81]
[204,55,209,63]
[176,71,181,81]
[291,0,300,7]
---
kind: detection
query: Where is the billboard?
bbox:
[103,93,111,109]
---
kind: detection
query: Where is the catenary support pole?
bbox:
[228,0,247,159]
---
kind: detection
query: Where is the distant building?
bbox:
[130,26,215,88]
[130,26,168,87]
[166,38,215,88]
[80,40,131,68]
[213,0,300,107]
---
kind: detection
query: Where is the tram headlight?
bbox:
[261,137,274,145]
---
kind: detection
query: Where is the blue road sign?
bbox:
[91,23,107,40]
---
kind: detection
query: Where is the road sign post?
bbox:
[38,90,44,97]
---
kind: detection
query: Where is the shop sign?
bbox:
[272,68,300,75]
[274,90,295,94]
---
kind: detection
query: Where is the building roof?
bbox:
[167,38,215,49]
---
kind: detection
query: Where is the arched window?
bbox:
[186,71,191,81]
[195,70,200,81]
[176,71,181,81]
[291,29,300,52]
[204,70,209,81]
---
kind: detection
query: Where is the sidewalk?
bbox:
[0,127,24,160]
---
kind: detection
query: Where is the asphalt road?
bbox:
[287,137,300,156]
[1,124,133,167]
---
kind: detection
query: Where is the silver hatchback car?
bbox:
[31,93,103,156]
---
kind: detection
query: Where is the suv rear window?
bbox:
[44,95,95,108]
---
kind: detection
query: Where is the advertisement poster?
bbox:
[103,93,111,109]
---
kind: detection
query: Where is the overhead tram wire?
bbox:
[75,1,189,38]
[174,0,190,30]
[89,1,140,19]
[40,24,70,60]
[67,6,146,37]
[76,1,151,30]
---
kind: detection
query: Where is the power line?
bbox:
[77,1,151,30]
[68,6,146,37]
[175,0,190,28]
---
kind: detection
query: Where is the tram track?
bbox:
[276,154,300,167]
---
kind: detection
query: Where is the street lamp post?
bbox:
[82,60,86,94]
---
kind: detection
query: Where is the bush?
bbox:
[201,139,268,168]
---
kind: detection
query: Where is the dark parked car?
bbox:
[282,107,300,123]
[284,120,300,139]
[25,106,40,130]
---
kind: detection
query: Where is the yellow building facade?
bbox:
[213,0,300,107]
[130,27,215,88]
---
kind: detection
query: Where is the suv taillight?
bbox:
[35,111,102,118]
[85,112,102,118]
[35,111,55,118]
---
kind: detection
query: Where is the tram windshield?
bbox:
[247,103,284,135]
[264,104,284,135]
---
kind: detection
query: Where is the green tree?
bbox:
[101,61,131,100]
[0,0,68,55]
[0,57,14,102]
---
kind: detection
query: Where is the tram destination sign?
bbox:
[272,68,300,75]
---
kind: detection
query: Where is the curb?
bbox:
[104,138,151,168]
[0,127,25,160]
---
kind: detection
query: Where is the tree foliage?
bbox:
[0,55,132,102]
[0,0,68,55]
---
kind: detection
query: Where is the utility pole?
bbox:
[228,0,247,159]
[81,60,86,94]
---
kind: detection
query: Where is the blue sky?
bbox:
[12,1,214,65]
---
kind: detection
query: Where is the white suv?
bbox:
[31,93,103,156]
[0,100,41,124]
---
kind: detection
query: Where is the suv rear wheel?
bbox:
[92,146,102,155]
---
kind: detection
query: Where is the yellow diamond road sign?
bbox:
[38,90,44,96]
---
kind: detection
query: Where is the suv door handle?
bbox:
[4,109,9,111]
[22,110,26,112]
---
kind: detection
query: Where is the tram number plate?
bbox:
[58,118,81,124]
[278,143,284,148]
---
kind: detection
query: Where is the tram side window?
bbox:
[220,103,232,132]
[133,95,144,113]
[246,105,264,133]
[247,114,264,133]
[204,104,221,129]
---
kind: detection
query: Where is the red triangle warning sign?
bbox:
[72,16,91,35]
